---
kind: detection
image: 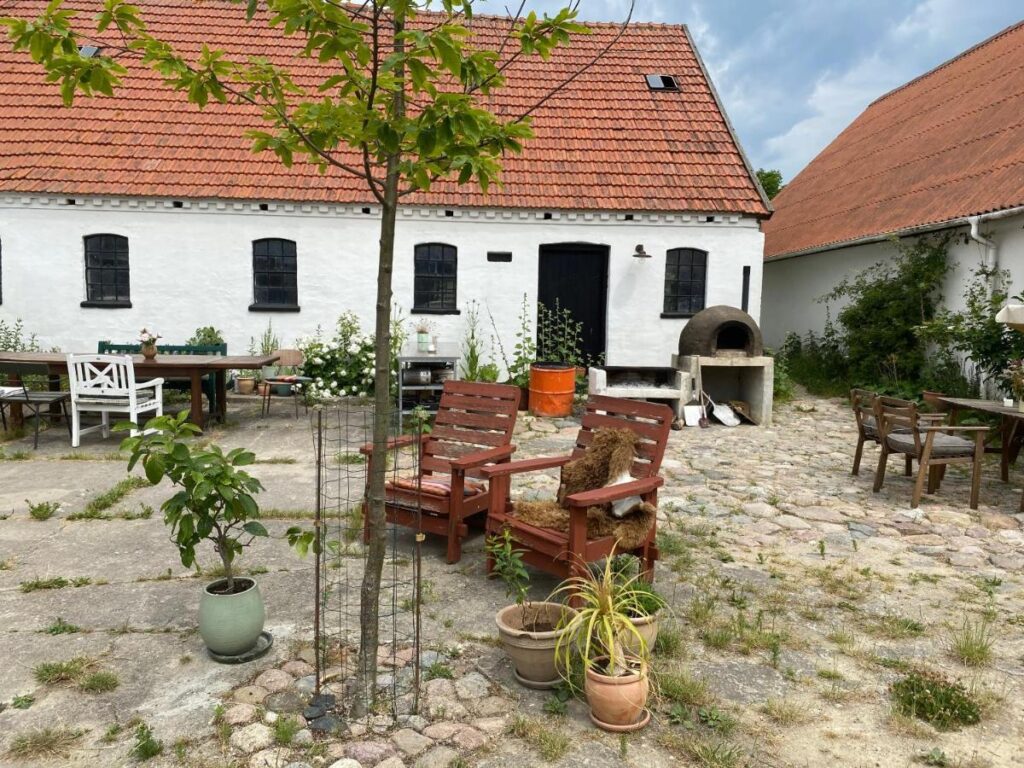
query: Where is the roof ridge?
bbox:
[869,18,1024,106]
[775,81,1024,201]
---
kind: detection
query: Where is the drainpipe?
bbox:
[967,215,998,293]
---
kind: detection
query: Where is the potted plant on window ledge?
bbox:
[117,411,271,660]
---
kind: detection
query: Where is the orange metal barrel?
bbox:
[528,363,575,417]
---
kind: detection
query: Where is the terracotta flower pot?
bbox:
[585,658,650,732]
[495,602,575,689]
[141,344,157,360]
[622,612,659,656]
[236,377,256,395]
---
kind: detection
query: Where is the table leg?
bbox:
[48,374,63,421]
[1001,417,1011,482]
[8,375,24,430]
[216,371,227,422]
[190,372,205,428]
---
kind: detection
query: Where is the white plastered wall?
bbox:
[0,196,765,369]
[761,214,1024,349]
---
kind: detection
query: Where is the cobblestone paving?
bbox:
[1,394,1022,767]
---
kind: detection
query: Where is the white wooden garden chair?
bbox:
[67,354,163,447]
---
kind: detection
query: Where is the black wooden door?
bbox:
[538,243,609,363]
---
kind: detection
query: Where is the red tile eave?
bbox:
[763,20,1024,260]
[0,0,769,218]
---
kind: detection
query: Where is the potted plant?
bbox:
[414,319,433,353]
[117,411,270,659]
[139,328,161,360]
[1007,359,1024,411]
[623,576,666,655]
[487,528,575,689]
[251,321,281,379]
[234,371,257,395]
[552,552,653,732]
[530,301,585,418]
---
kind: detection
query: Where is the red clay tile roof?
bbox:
[0,1,769,215]
[763,20,1024,260]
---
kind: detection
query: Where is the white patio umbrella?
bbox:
[995,304,1024,332]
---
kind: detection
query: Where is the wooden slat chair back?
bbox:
[361,380,521,563]
[260,349,312,418]
[484,395,674,585]
[0,362,71,448]
[66,354,164,447]
[872,395,988,509]
[851,388,916,478]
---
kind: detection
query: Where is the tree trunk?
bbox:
[355,10,405,717]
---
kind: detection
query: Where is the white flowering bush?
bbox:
[299,312,376,402]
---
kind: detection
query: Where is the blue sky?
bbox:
[513,0,1022,182]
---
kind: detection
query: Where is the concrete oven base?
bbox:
[587,367,693,421]
[673,354,774,426]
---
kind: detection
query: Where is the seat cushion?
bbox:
[886,432,975,458]
[386,475,486,497]
[75,389,156,406]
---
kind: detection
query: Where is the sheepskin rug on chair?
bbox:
[512,427,656,550]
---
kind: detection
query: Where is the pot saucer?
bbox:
[513,669,561,690]
[589,707,651,733]
[207,630,274,664]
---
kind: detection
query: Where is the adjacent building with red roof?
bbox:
[0,1,769,367]
[761,20,1024,347]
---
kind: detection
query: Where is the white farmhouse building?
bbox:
[762,21,1024,349]
[0,2,770,367]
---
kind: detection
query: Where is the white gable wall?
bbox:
[761,214,1024,349]
[0,196,764,368]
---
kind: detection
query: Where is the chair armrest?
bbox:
[359,433,428,455]
[564,477,664,507]
[449,444,515,471]
[922,425,989,433]
[138,378,164,388]
[479,455,571,478]
[918,413,947,421]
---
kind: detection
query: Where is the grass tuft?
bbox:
[760,698,810,726]
[129,722,163,761]
[42,617,81,635]
[77,476,149,519]
[26,499,60,521]
[507,715,570,762]
[7,728,83,758]
[949,617,994,667]
[273,715,301,745]
[79,671,119,693]
[34,657,91,685]
[657,669,713,708]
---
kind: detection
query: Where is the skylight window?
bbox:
[646,74,680,91]
[78,45,100,58]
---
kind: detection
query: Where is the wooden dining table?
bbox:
[937,396,1024,482]
[0,352,279,429]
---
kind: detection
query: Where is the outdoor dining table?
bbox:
[0,352,279,430]
[937,396,1024,483]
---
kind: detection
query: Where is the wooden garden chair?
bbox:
[361,380,521,563]
[872,396,988,509]
[482,396,673,585]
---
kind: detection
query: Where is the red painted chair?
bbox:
[361,380,521,563]
[483,396,673,583]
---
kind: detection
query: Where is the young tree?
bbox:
[4,0,629,713]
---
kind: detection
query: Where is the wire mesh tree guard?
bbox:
[311,403,423,721]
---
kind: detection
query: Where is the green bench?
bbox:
[97,341,227,415]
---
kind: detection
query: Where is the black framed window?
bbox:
[251,238,299,311]
[662,247,707,317]
[82,234,131,307]
[413,243,457,313]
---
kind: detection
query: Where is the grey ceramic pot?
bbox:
[199,577,265,656]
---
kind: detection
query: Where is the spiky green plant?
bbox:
[551,548,652,684]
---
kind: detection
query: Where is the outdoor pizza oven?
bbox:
[672,305,773,426]
[677,305,763,358]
